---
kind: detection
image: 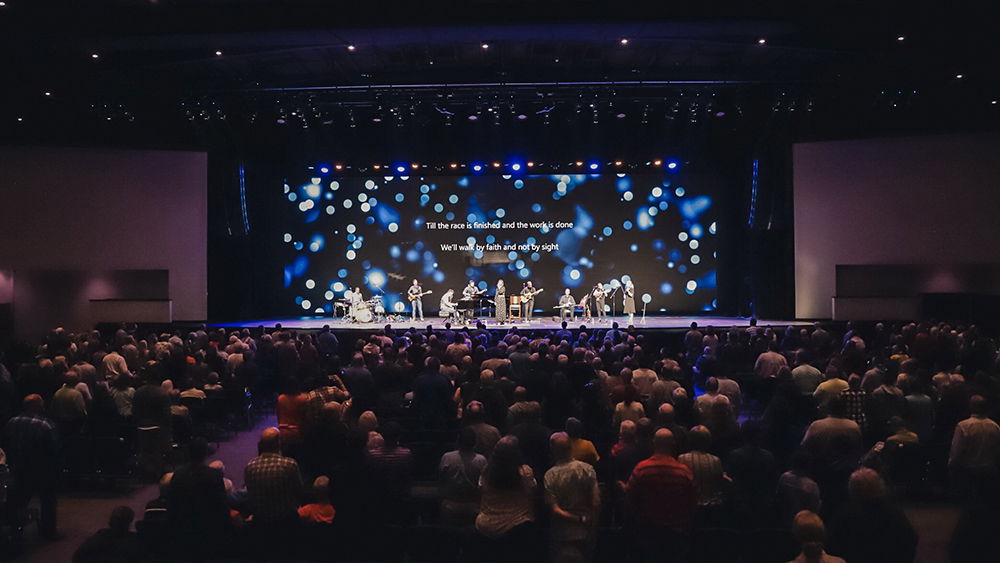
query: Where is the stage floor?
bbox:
[211,315,804,332]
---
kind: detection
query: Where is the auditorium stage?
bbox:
[211,315,804,332]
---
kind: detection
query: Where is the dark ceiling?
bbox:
[1,1,997,154]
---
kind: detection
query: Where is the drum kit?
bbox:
[341,291,387,324]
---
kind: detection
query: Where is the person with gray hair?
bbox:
[544,432,600,561]
[828,467,916,563]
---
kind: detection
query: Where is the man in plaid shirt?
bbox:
[3,394,60,540]
[244,427,302,525]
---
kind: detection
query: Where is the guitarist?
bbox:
[520,281,542,322]
[407,279,427,321]
[592,282,607,320]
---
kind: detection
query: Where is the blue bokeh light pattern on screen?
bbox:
[277,172,718,315]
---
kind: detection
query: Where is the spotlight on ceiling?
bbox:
[347,44,356,52]
[215,50,223,56]
[757,38,767,45]
[896,36,905,42]
[481,42,490,50]
[620,38,629,46]
[91,53,100,60]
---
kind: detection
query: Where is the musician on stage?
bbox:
[440,289,458,321]
[558,288,576,320]
[462,280,481,299]
[623,279,636,325]
[520,281,538,322]
[495,279,507,324]
[407,279,426,321]
[349,287,366,321]
[592,282,607,320]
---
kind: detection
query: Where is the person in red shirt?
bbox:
[298,475,336,524]
[620,428,696,562]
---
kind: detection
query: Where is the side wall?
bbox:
[0,147,207,339]
[793,133,1000,319]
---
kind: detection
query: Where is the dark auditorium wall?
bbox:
[0,147,207,339]
[793,133,1000,319]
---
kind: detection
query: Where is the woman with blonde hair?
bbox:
[789,510,844,563]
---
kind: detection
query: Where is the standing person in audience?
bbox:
[439,426,488,526]
[678,426,728,518]
[828,468,917,563]
[3,394,60,542]
[948,394,1000,498]
[544,432,600,562]
[620,429,696,563]
[168,439,231,556]
[244,427,303,527]
[476,436,538,559]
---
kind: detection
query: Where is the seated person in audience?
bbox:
[439,426,488,526]
[143,472,173,524]
[788,510,845,563]
[298,475,336,524]
[72,506,142,563]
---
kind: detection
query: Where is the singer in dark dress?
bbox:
[495,280,507,323]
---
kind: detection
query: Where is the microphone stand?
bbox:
[609,285,619,320]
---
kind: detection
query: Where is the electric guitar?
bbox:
[407,290,433,302]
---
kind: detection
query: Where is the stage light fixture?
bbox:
[653,159,662,166]
[614,161,623,167]
[757,38,766,45]
[449,163,458,169]
[43,91,51,97]
[320,166,330,173]
[897,36,905,42]
[91,53,100,60]
[527,161,535,168]
[511,163,522,171]
[471,163,484,173]
[16,117,23,122]
[575,161,583,167]
[620,38,629,46]
[588,161,599,171]
[481,42,490,50]
[411,163,419,170]
[993,100,998,105]
[373,164,381,170]
[215,50,223,56]
[0,2,7,7]
[396,165,406,173]
[347,44,356,52]
[492,162,501,168]
[956,74,964,79]
[667,160,679,170]
[334,164,343,171]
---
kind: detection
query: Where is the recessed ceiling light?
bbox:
[215,50,223,56]
[956,74,964,79]
[757,38,767,45]
[91,53,100,59]
[620,38,629,46]
[897,36,905,42]
[481,42,489,50]
[347,44,356,52]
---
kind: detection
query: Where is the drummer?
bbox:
[349,287,366,320]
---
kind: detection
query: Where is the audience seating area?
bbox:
[3,319,1000,562]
